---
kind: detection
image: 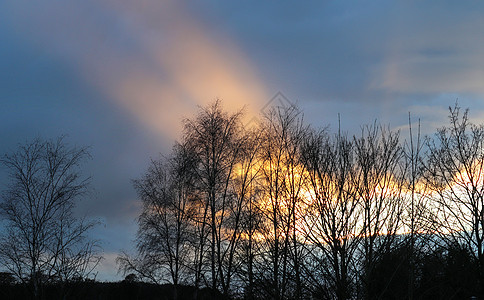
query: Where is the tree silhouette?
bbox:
[423,104,484,294]
[0,137,101,299]
[183,100,245,296]
[118,146,197,291]
[300,129,359,300]
[119,100,484,300]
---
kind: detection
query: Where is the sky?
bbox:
[1,0,484,281]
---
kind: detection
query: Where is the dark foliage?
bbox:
[0,281,227,300]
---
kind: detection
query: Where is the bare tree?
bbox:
[183,100,244,295]
[257,105,307,300]
[423,104,484,293]
[280,109,308,300]
[117,142,198,294]
[226,128,263,298]
[114,99,484,298]
[352,124,405,298]
[401,113,432,299]
[0,137,101,300]
[300,128,360,300]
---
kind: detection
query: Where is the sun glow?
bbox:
[233,155,484,244]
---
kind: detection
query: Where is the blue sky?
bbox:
[1,1,484,281]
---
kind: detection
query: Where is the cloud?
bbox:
[5,0,483,136]
[366,2,484,95]
[1,0,269,139]
[191,1,484,108]
[104,0,271,136]
[96,252,124,282]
